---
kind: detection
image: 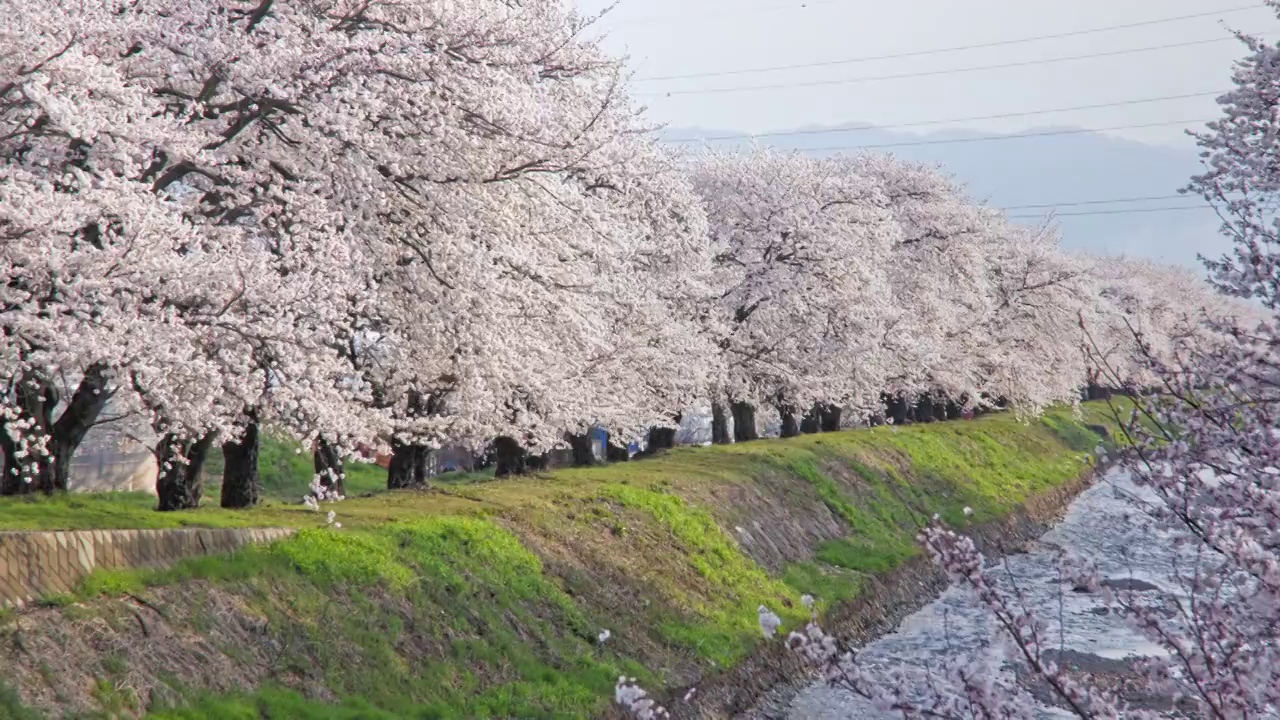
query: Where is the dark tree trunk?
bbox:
[933,398,948,423]
[313,437,346,497]
[778,405,800,438]
[945,399,963,420]
[606,442,630,462]
[156,431,217,511]
[644,424,679,455]
[526,451,550,472]
[885,393,909,426]
[15,372,67,496]
[220,416,260,509]
[414,445,433,483]
[915,396,935,423]
[566,433,598,467]
[0,417,35,496]
[0,364,112,496]
[387,439,430,489]
[711,402,732,445]
[0,451,22,496]
[387,389,436,489]
[493,436,528,477]
[800,405,821,434]
[819,405,842,432]
[731,401,758,442]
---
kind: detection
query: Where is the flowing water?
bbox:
[787,467,1199,719]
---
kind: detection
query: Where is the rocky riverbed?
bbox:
[786,468,1199,719]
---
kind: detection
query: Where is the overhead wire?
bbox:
[607,5,1264,224]
[1000,194,1193,210]
[1007,205,1218,219]
[662,91,1228,143]
[780,118,1214,152]
[638,38,1241,96]
[600,0,847,27]
[633,4,1262,81]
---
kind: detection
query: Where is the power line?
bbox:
[639,37,1239,96]
[1008,205,1217,219]
[663,91,1227,143]
[788,118,1212,152]
[602,0,846,27]
[1000,194,1193,210]
[635,4,1262,81]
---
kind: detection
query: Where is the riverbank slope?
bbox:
[0,402,1126,719]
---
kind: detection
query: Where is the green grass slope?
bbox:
[0,402,1127,719]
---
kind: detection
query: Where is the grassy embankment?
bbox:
[0,401,1130,719]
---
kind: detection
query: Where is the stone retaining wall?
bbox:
[0,527,294,609]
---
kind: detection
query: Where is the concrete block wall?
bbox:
[0,527,294,608]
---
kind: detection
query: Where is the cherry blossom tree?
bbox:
[0,3,219,495]
[686,148,899,441]
[1075,254,1257,406]
[2,0,381,508]
[118,0,729,478]
[844,154,1093,422]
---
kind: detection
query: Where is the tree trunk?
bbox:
[0,419,40,496]
[945,399,963,420]
[884,393,908,426]
[220,417,260,509]
[156,431,216,511]
[731,401,759,442]
[778,405,800,438]
[313,437,346,497]
[644,425,678,455]
[0,363,112,496]
[711,402,732,445]
[0,450,24,496]
[387,439,430,489]
[566,433,597,467]
[915,396,935,423]
[493,436,528,477]
[973,393,992,416]
[526,451,550,472]
[932,397,948,423]
[414,445,433,484]
[13,371,62,496]
[819,404,842,432]
[800,405,821,433]
[48,364,112,493]
[606,442,630,462]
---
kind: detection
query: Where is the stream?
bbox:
[787,467,1199,719]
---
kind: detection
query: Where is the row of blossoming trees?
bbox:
[0,0,1251,511]
[621,3,1280,717]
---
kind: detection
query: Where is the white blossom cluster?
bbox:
[688,149,1256,424]
[614,677,669,720]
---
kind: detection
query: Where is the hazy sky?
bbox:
[573,0,1280,148]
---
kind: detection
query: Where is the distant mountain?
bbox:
[661,123,1229,272]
